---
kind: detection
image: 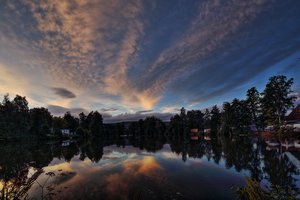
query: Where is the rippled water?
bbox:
[1,136,299,199]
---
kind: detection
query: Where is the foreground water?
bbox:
[0,136,299,199]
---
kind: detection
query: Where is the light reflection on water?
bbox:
[0,137,299,199]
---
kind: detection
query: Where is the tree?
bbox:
[52,116,67,134]
[79,112,88,129]
[186,110,204,131]
[210,105,221,133]
[231,98,252,132]
[76,126,90,138]
[180,107,187,122]
[222,102,234,134]
[77,112,90,138]
[29,108,52,136]
[261,75,296,126]
[63,112,79,132]
[169,114,183,137]
[246,87,262,130]
[12,95,30,135]
[0,94,30,138]
[12,95,29,112]
[143,116,166,137]
[89,111,103,136]
[0,94,13,138]
[203,109,211,129]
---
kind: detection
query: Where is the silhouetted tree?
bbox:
[0,94,30,138]
[246,87,262,130]
[169,114,183,137]
[231,99,251,132]
[52,116,66,135]
[143,116,166,137]
[78,112,88,129]
[261,75,296,127]
[210,105,221,133]
[29,108,52,136]
[63,112,79,132]
[89,111,103,137]
[186,110,204,131]
[203,108,211,129]
[222,102,234,135]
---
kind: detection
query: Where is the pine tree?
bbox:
[261,75,296,127]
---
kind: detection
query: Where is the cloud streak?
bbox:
[104,112,174,123]
[51,87,76,99]
[48,105,87,116]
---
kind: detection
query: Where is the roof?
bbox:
[286,104,300,122]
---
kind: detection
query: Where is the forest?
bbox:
[0,75,297,140]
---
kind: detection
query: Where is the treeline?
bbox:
[128,117,166,138]
[0,75,296,139]
[168,75,296,136]
[0,94,104,139]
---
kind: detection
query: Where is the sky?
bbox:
[0,0,300,122]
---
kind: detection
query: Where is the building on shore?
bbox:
[285,104,300,131]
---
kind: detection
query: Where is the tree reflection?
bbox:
[167,134,299,195]
[264,150,299,192]
[0,133,299,198]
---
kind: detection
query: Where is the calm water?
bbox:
[1,136,299,199]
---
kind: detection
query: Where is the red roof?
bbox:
[286,104,300,122]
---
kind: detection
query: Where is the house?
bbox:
[285,104,300,131]
[204,128,211,134]
[61,129,70,134]
[190,128,198,133]
[62,140,71,147]
[61,129,75,137]
[190,128,199,140]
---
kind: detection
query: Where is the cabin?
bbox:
[190,128,198,134]
[285,104,300,131]
[62,140,71,147]
[265,125,274,132]
[190,128,199,140]
[61,129,75,137]
[204,128,211,134]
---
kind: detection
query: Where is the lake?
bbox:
[0,136,299,199]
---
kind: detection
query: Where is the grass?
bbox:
[235,177,300,200]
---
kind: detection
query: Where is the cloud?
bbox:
[23,0,156,109]
[140,0,300,106]
[103,112,174,123]
[136,0,270,101]
[136,110,154,114]
[51,87,76,99]
[100,108,119,112]
[47,104,173,122]
[1,0,300,115]
[160,107,181,113]
[48,105,87,116]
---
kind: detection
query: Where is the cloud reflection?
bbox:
[105,156,162,199]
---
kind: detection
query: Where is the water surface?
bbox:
[0,136,299,199]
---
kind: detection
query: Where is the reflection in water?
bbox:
[0,135,299,199]
[105,156,162,200]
